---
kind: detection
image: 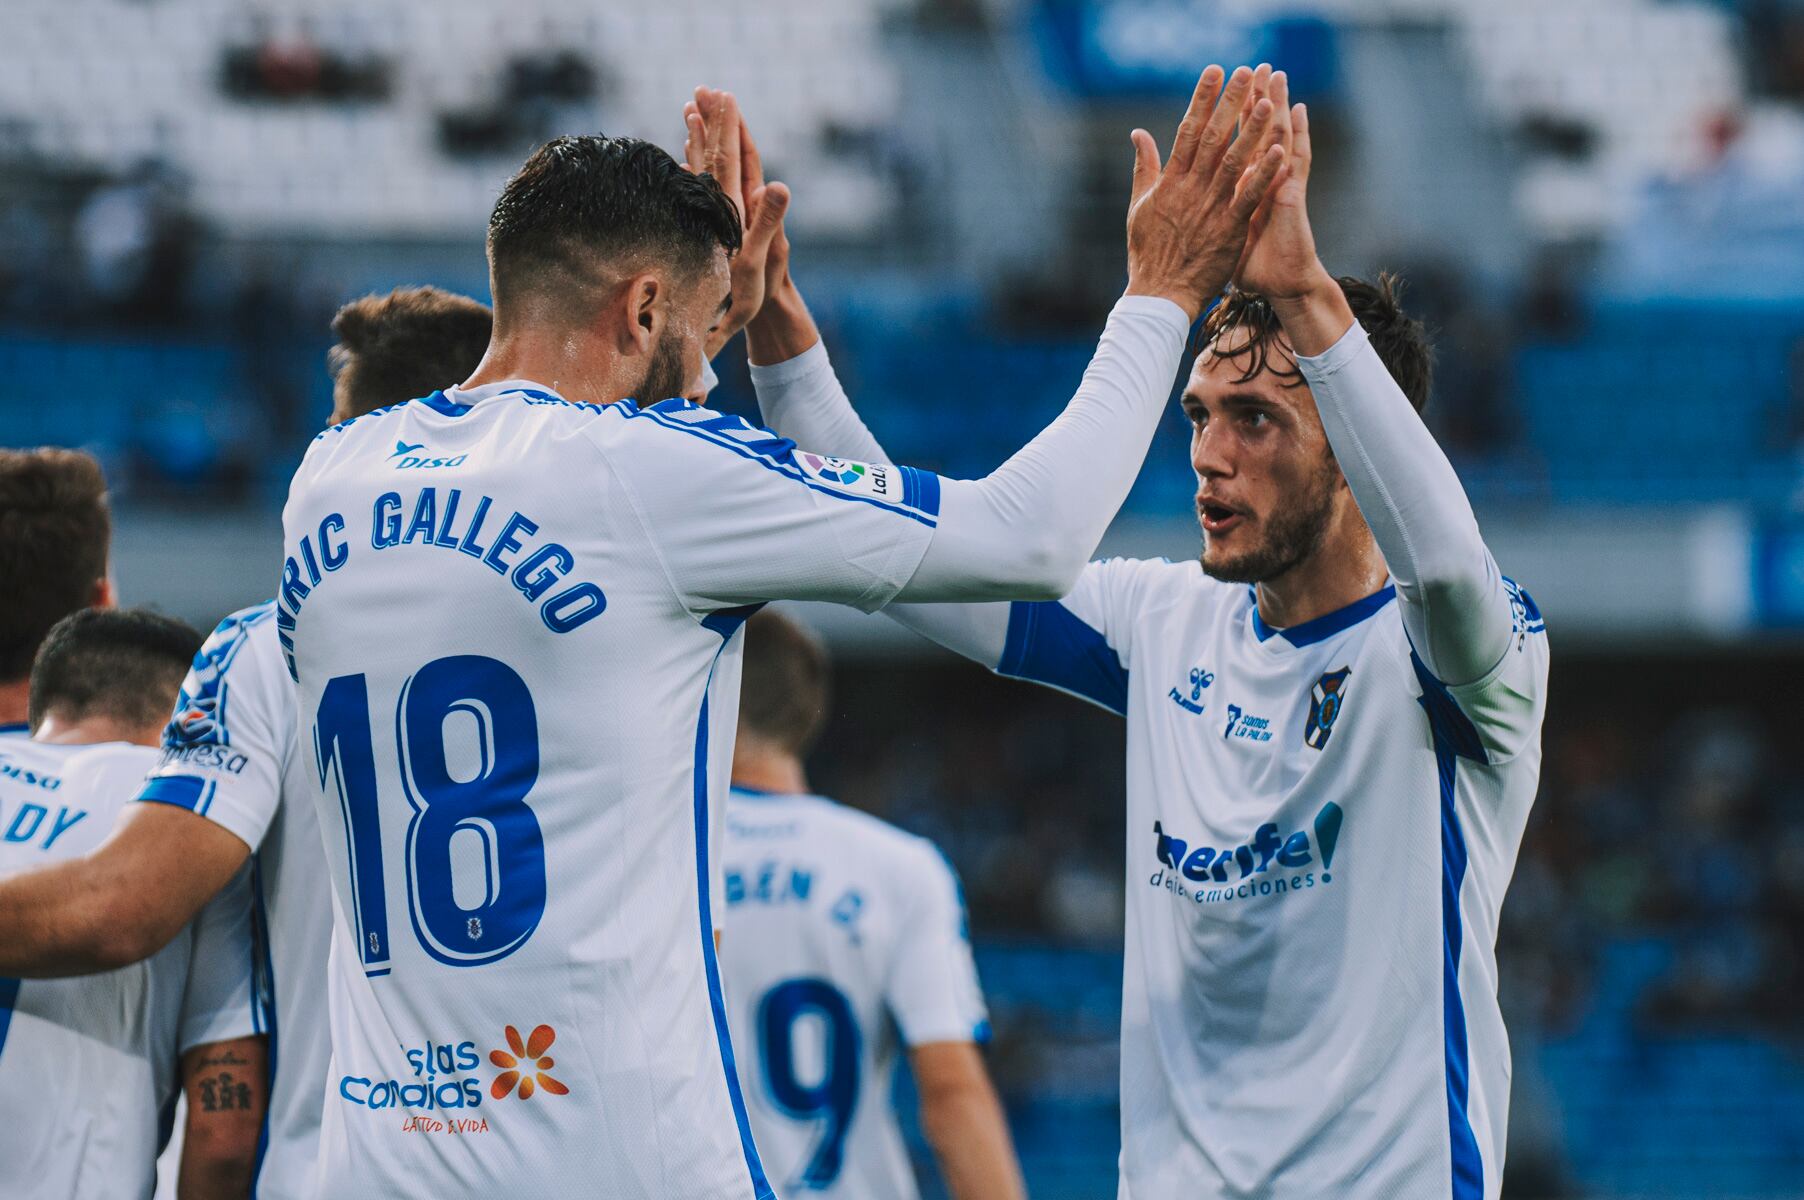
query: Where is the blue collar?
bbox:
[1250,585,1396,648]
[0,722,28,737]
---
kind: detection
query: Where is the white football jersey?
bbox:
[995,558,1548,1200]
[277,382,942,1198]
[720,788,989,1199]
[0,739,257,1200]
[136,603,335,1200]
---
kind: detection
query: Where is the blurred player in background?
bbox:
[0,448,115,731]
[276,71,1284,1197]
[3,608,263,1200]
[725,68,1549,1200]
[0,285,493,1200]
[723,610,1024,1200]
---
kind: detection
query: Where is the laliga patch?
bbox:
[796,451,898,503]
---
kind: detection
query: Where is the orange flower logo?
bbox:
[489,1024,569,1100]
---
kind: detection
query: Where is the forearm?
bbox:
[1282,283,1509,685]
[0,859,133,976]
[177,1038,266,1200]
[919,1067,1027,1200]
[901,295,1187,600]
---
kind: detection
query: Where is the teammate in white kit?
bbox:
[733,72,1550,1199]
[1,609,264,1199]
[0,287,495,1200]
[721,611,1024,1200]
[277,75,1288,1197]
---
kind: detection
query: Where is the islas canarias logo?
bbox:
[489,1024,568,1100]
[337,1023,568,1114]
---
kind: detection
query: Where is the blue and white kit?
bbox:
[275,295,1190,1198]
[720,787,989,1199]
[752,319,1551,1200]
[137,604,336,1200]
[0,739,257,1200]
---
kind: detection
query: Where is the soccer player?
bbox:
[3,608,263,1200]
[0,448,115,732]
[0,285,495,1200]
[732,73,1550,1199]
[276,69,1286,1197]
[722,610,1024,1200]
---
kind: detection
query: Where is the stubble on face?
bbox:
[1198,453,1339,584]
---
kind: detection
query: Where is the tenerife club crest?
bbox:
[1303,667,1352,750]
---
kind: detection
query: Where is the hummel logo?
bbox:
[389,440,427,459]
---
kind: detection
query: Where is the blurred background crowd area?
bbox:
[3,0,1803,1196]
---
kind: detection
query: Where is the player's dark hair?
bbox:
[1200,274,1434,415]
[27,608,203,733]
[0,449,112,682]
[737,610,830,759]
[487,135,742,308]
[329,286,494,423]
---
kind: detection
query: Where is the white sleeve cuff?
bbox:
[1112,293,1193,337]
[1296,318,1372,379]
[748,339,832,389]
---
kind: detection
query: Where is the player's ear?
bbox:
[92,573,117,610]
[618,273,663,355]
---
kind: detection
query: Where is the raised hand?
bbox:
[1232,71,1330,303]
[1124,64,1289,320]
[683,87,790,357]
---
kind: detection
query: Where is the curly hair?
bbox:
[1198,274,1434,414]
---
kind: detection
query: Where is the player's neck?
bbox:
[0,678,27,727]
[731,748,809,797]
[461,329,638,409]
[1253,522,1390,633]
[32,711,158,748]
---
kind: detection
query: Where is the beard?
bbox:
[633,331,693,405]
[1199,461,1338,584]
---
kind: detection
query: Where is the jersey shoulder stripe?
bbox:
[618,401,941,527]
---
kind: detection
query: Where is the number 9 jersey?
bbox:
[278,383,944,1199]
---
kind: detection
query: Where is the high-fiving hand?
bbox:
[1231,71,1330,304]
[1124,64,1290,320]
[683,87,791,358]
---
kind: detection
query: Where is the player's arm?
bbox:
[0,805,248,975]
[0,611,279,977]
[173,860,266,1200]
[175,1036,267,1200]
[1237,96,1512,691]
[911,1041,1026,1200]
[667,72,1287,609]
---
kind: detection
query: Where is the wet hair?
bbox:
[27,607,202,732]
[737,610,829,758]
[328,286,494,422]
[487,135,742,310]
[1199,274,1434,414]
[0,448,111,681]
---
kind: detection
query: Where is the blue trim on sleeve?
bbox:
[701,603,766,640]
[998,601,1129,716]
[1250,585,1396,647]
[899,466,941,518]
[696,630,776,1199]
[136,774,213,813]
[1411,652,1490,765]
[1435,734,1484,1200]
[0,723,28,737]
